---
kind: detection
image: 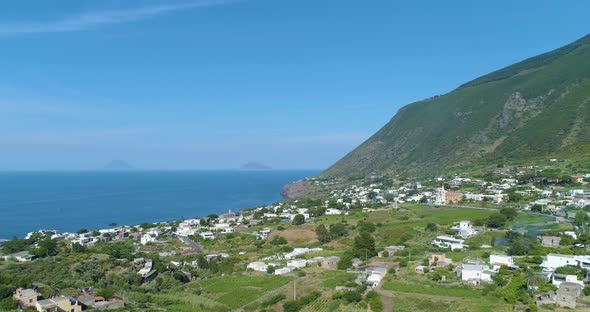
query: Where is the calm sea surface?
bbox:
[0,170,318,239]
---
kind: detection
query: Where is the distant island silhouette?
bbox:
[103,160,135,171]
[239,162,272,171]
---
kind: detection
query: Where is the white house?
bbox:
[552,274,584,287]
[221,227,234,234]
[213,223,231,230]
[489,254,518,271]
[541,254,590,270]
[451,221,478,238]
[461,261,494,285]
[432,236,465,251]
[465,193,484,201]
[286,213,310,221]
[366,267,387,288]
[564,231,578,240]
[247,262,268,272]
[274,267,292,275]
[140,234,158,245]
[181,219,201,226]
[199,231,216,240]
[297,208,309,215]
[2,251,33,262]
[287,259,307,269]
[284,248,323,259]
[570,198,589,208]
[325,208,343,215]
[176,223,198,236]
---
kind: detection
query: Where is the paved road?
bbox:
[177,235,201,253]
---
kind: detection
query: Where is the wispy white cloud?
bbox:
[0,0,237,35]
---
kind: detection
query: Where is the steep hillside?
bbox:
[322,34,590,178]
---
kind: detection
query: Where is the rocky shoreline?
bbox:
[280,181,309,198]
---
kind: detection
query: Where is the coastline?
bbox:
[0,170,320,239]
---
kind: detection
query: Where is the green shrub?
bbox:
[342,290,362,303]
[283,291,321,312]
[261,294,286,308]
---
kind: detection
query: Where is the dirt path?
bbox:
[374,283,394,312]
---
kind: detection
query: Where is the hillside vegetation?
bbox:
[322,34,590,178]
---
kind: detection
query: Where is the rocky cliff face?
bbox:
[280,181,309,199]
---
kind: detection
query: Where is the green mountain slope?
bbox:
[322,34,590,178]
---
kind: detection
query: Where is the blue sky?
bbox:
[0,0,588,170]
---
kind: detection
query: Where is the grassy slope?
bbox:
[322,34,590,178]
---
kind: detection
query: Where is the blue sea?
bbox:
[0,170,318,239]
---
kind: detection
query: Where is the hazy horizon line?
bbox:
[0,168,324,172]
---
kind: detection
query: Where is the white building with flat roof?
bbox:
[461,260,494,285]
[287,259,307,269]
[541,254,590,270]
[552,274,584,287]
[247,262,268,272]
[199,231,216,240]
[325,208,343,215]
[432,236,465,251]
[489,254,518,271]
[451,221,479,238]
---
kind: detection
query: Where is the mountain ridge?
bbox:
[322,33,590,179]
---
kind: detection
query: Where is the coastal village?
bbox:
[1,161,590,311]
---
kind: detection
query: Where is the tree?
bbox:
[505,232,536,256]
[71,242,87,253]
[425,223,437,232]
[560,235,574,246]
[575,213,590,227]
[2,237,27,254]
[0,297,17,311]
[254,208,269,219]
[353,232,376,260]
[292,214,305,225]
[77,228,88,234]
[555,266,578,275]
[342,290,362,303]
[196,254,209,269]
[531,204,543,212]
[330,223,347,238]
[140,223,156,229]
[270,236,288,245]
[507,191,523,203]
[34,238,58,257]
[500,208,518,220]
[338,252,353,270]
[207,214,219,220]
[96,287,115,300]
[315,224,331,243]
[357,220,376,233]
[487,213,507,228]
